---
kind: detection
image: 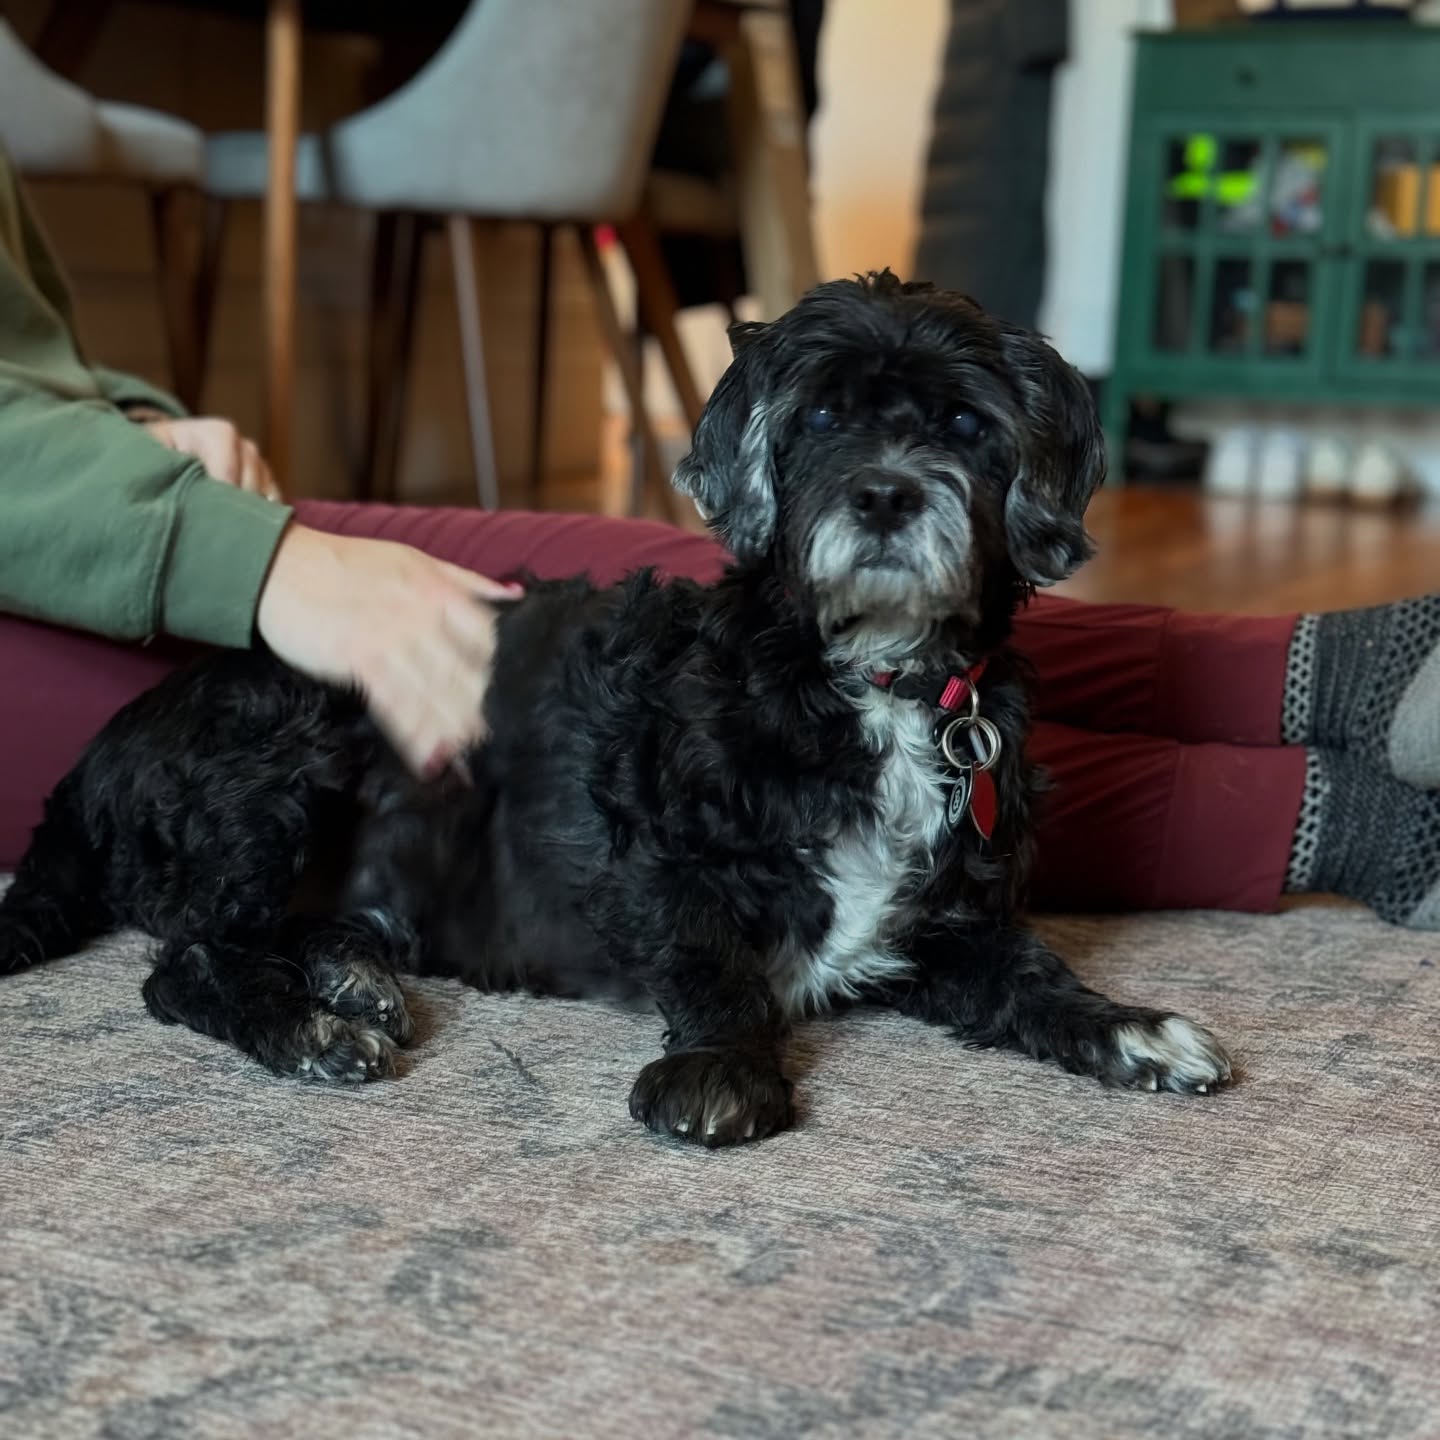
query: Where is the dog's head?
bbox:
[674,272,1104,662]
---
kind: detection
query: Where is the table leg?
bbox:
[264,0,301,489]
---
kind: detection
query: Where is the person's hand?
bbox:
[255,524,523,778]
[141,417,282,501]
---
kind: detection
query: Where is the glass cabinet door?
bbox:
[1140,121,1341,378]
[1336,122,1440,379]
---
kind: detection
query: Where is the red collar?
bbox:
[868,658,988,712]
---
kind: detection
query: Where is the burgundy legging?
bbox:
[0,503,1306,911]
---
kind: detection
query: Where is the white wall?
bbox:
[810,0,950,278]
[1039,0,1174,374]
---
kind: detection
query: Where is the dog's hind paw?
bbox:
[290,1013,397,1084]
[1105,1015,1232,1095]
[629,1049,794,1147]
[0,919,45,975]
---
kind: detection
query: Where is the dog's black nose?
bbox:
[848,470,924,533]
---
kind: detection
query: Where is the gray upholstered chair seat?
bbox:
[205,125,625,221]
[91,102,204,186]
[201,0,693,513]
[204,0,685,221]
[0,22,202,185]
[0,19,207,410]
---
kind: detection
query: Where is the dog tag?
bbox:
[937,713,1000,840]
[945,767,973,831]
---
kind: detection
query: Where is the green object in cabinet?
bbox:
[1105,24,1440,473]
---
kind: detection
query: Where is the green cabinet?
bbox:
[1105,25,1440,469]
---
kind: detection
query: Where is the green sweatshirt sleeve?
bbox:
[91,365,188,420]
[0,382,293,646]
[0,143,292,648]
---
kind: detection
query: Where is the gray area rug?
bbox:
[2,889,1437,1440]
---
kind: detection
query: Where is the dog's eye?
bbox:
[948,410,984,442]
[804,407,837,434]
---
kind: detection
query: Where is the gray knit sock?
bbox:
[1284,749,1440,929]
[1282,596,1440,789]
[1389,647,1440,789]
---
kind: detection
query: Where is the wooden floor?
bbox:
[1057,489,1440,614]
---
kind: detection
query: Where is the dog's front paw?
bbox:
[1104,1014,1232,1095]
[290,1013,398,1084]
[628,1049,794,1147]
[312,957,414,1044]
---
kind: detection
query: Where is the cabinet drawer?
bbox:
[1134,29,1440,116]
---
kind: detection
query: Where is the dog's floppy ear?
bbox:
[996,322,1106,586]
[672,321,780,563]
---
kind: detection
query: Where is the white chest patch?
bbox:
[768,690,949,1015]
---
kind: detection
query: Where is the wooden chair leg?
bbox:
[529,222,554,508]
[362,212,424,502]
[263,0,302,490]
[448,215,500,509]
[385,215,424,500]
[725,6,820,317]
[193,196,229,392]
[361,212,399,501]
[149,186,206,413]
[615,211,705,433]
[575,225,677,522]
[628,314,649,518]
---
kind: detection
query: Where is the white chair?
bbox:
[204,0,698,511]
[0,19,208,411]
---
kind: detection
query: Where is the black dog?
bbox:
[0,273,1231,1144]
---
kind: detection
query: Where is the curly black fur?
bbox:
[0,273,1232,1143]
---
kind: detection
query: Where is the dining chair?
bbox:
[203,0,700,513]
[0,18,209,411]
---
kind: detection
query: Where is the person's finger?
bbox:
[364,651,441,776]
[238,438,280,500]
[440,591,501,665]
[236,440,260,494]
[409,696,484,780]
[412,626,490,734]
[434,560,525,603]
[370,640,487,777]
[195,422,243,485]
[258,455,282,502]
[224,425,245,485]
